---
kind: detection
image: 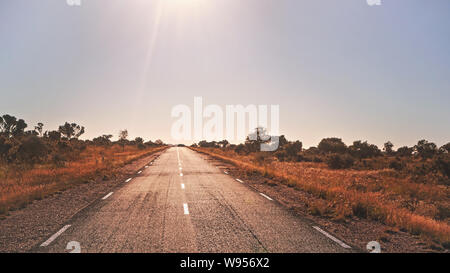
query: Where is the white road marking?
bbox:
[181,183,185,189]
[102,192,113,200]
[313,226,351,249]
[259,193,273,201]
[224,171,228,174]
[125,178,132,183]
[145,166,149,168]
[180,173,183,177]
[236,179,244,183]
[40,225,71,247]
[179,167,182,170]
[137,170,142,174]
[183,203,189,215]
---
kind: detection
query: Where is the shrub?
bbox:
[15,135,49,164]
[318,138,347,154]
[326,154,355,169]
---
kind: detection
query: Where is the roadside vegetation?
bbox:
[0,114,166,216]
[191,128,450,248]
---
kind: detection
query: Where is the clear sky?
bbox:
[1,0,449,148]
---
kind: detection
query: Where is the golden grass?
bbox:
[0,145,166,215]
[193,147,450,245]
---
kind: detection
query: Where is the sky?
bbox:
[0,0,449,148]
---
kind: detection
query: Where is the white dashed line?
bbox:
[137,170,142,174]
[181,183,185,189]
[183,203,189,215]
[180,173,183,177]
[313,226,351,249]
[102,192,113,200]
[40,225,71,247]
[125,178,132,183]
[259,193,273,201]
[236,179,244,183]
[145,166,149,168]
[179,167,182,170]
[224,171,228,175]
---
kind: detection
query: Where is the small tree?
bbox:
[397,146,413,157]
[439,142,450,154]
[58,122,85,140]
[118,130,128,151]
[318,138,347,154]
[46,130,61,142]
[383,141,394,155]
[414,139,437,159]
[0,114,27,137]
[35,123,44,137]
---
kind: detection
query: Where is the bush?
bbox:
[389,160,404,171]
[318,138,348,154]
[15,135,49,164]
[434,154,450,178]
[326,154,354,169]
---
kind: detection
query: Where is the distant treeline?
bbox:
[192,128,450,180]
[0,114,164,166]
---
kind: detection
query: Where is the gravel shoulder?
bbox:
[0,149,167,253]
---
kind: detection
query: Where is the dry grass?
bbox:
[0,145,166,215]
[193,147,450,246]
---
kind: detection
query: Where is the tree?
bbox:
[46,130,61,142]
[118,130,128,151]
[414,139,437,159]
[93,134,113,146]
[318,138,347,154]
[439,142,450,154]
[349,140,381,159]
[383,141,394,155]
[286,140,302,157]
[0,114,27,137]
[58,122,85,140]
[134,137,144,144]
[245,127,271,153]
[397,146,413,157]
[35,123,44,137]
[155,139,164,145]
[135,137,145,149]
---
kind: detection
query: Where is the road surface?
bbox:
[34,147,353,253]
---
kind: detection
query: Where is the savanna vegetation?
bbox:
[0,114,166,216]
[191,128,450,248]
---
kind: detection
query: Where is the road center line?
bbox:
[125,178,132,183]
[40,225,71,247]
[180,173,183,177]
[183,203,189,215]
[259,193,273,201]
[224,171,228,174]
[102,192,113,200]
[236,179,244,183]
[313,226,351,249]
[137,170,142,174]
[181,183,185,189]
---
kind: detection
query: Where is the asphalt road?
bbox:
[35,147,353,253]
